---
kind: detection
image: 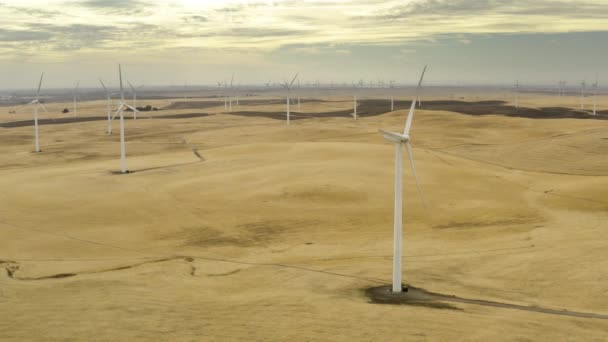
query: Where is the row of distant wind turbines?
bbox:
[514,76,600,115]
[24,63,429,293]
[216,72,353,124]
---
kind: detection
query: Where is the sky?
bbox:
[0,0,607,90]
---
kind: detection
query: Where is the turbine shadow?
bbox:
[366,285,608,320]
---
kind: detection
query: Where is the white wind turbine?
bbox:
[390,80,396,111]
[235,82,241,107]
[514,80,520,108]
[592,75,598,116]
[217,81,227,110]
[378,65,427,293]
[99,79,114,134]
[109,64,139,174]
[352,80,362,120]
[128,81,143,120]
[280,72,299,125]
[72,81,80,116]
[580,79,587,110]
[297,79,301,110]
[228,75,234,112]
[26,73,47,153]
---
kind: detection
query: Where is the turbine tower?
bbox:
[26,73,47,153]
[99,79,113,134]
[352,81,360,120]
[280,73,299,125]
[217,81,227,110]
[297,79,301,110]
[592,75,598,116]
[514,80,520,108]
[109,65,139,173]
[128,81,143,120]
[72,81,79,116]
[580,80,587,110]
[229,74,234,112]
[378,65,427,293]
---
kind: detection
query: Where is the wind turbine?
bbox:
[353,83,359,120]
[99,79,114,134]
[514,80,520,108]
[26,73,47,153]
[580,79,587,110]
[72,81,80,116]
[128,81,143,120]
[228,74,234,112]
[280,72,299,125]
[378,65,427,293]
[297,79,301,110]
[217,81,227,110]
[592,75,598,116]
[109,65,139,174]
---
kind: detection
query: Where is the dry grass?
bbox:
[0,92,607,341]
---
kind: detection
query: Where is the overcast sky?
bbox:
[0,0,607,90]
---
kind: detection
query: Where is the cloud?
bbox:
[0,0,606,63]
[364,0,608,21]
[0,28,52,42]
[77,0,146,9]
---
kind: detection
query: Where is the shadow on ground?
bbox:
[366,285,608,320]
[0,113,212,128]
[227,100,608,121]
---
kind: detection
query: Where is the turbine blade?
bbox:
[74,81,80,91]
[404,65,427,134]
[128,81,135,92]
[289,73,300,88]
[405,142,427,209]
[99,79,108,92]
[416,65,427,88]
[36,72,44,98]
[38,102,48,113]
[111,104,124,121]
[403,99,417,134]
[125,104,138,112]
[119,64,124,101]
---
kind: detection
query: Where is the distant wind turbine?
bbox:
[228,74,234,112]
[217,81,227,110]
[109,65,139,174]
[352,80,364,120]
[26,73,47,153]
[297,79,301,110]
[128,81,143,120]
[280,72,299,125]
[580,79,587,110]
[99,79,115,134]
[514,80,520,108]
[592,75,598,116]
[378,65,427,293]
[72,81,80,116]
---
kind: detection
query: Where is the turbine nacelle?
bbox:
[379,129,409,144]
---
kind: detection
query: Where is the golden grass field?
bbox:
[1,92,607,341]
